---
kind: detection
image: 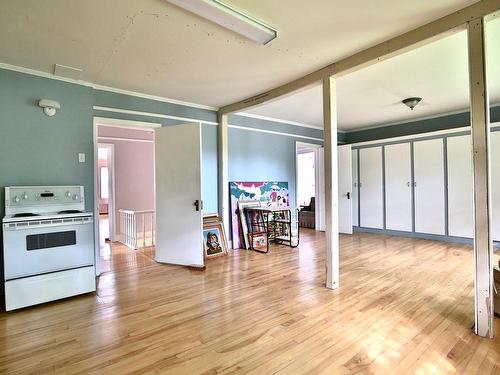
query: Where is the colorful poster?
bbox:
[229,181,289,249]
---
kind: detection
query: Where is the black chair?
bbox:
[299,197,315,228]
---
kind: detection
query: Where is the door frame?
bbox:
[337,144,353,234]
[92,117,161,276]
[97,142,116,241]
[295,141,324,231]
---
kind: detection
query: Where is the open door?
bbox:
[155,123,204,267]
[338,144,353,234]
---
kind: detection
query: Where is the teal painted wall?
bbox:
[0,68,325,220]
[228,127,322,210]
[0,69,94,218]
[345,106,500,144]
[93,90,220,212]
[201,124,218,214]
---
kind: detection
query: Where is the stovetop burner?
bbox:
[58,210,83,214]
[12,213,40,218]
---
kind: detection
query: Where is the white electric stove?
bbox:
[2,186,96,311]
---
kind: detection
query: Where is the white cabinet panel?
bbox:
[447,135,473,238]
[385,143,412,232]
[352,149,359,226]
[414,139,445,235]
[491,131,500,241]
[359,147,383,229]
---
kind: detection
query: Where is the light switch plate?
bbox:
[78,153,85,163]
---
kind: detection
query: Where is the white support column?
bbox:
[322,76,340,289]
[468,17,494,338]
[218,112,230,239]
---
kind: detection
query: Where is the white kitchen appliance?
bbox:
[2,186,96,311]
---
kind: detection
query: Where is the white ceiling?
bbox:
[246,17,500,131]
[0,0,482,119]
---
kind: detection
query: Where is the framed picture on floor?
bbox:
[202,221,228,258]
[203,213,220,224]
[238,200,261,249]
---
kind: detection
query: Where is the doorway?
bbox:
[94,120,158,274]
[296,142,323,231]
[97,143,115,268]
[93,118,206,275]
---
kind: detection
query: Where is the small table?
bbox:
[244,206,299,253]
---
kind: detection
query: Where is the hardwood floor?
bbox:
[1,230,500,374]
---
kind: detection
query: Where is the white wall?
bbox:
[97,126,155,230]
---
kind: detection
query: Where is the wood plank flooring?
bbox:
[1,230,500,374]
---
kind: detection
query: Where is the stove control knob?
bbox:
[22,193,28,200]
[13,196,20,203]
[65,191,72,198]
[73,194,79,201]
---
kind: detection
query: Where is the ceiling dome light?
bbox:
[402,97,422,111]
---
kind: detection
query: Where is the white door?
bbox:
[359,147,384,229]
[352,149,359,227]
[447,135,473,238]
[155,123,204,267]
[491,131,500,241]
[385,143,412,232]
[414,139,445,235]
[338,145,352,234]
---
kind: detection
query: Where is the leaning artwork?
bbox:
[229,181,289,249]
[203,221,228,258]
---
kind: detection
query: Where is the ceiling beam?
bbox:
[220,0,500,115]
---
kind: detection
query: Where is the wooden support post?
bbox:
[323,76,339,289]
[220,1,500,115]
[468,17,494,338]
[217,113,230,240]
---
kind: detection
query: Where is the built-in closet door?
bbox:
[491,131,500,241]
[385,143,412,232]
[413,139,445,235]
[352,149,359,226]
[338,145,353,234]
[447,135,473,238]
[359,146,383,229]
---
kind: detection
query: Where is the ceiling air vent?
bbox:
[53,64,83,80]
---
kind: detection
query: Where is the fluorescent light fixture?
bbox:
[166,0,277,45]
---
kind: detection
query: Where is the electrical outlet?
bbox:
[78,153,85,163]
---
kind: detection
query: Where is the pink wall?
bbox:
[98,126,155,232]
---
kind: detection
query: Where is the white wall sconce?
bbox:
[38,99,61,116]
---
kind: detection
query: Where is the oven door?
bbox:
[3,218,94,280]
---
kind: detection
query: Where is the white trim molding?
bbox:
[228,124,324,142]
[94,108,325,141]
[0,62,217,111]
[93,106,218,126]
[98,136,154,144]
[236,112,323,130]
[93,116,161,129]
